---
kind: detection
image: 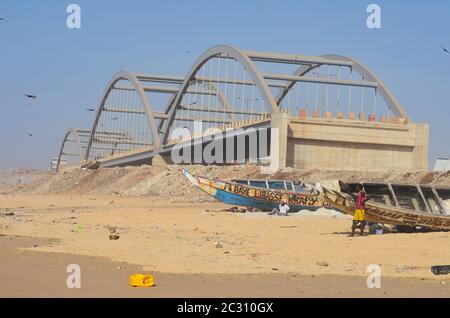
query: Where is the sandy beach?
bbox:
[2,235,450,298]
[1,192,450,297]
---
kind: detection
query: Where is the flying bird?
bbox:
[111,117,119,121]
[0,17,6,21]
[26,133,35,137]
[86,108,96,112]
[440,45,449,54]
[24,94,37,99]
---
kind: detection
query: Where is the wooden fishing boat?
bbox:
[322,182,450,230]
[182,169,328,212]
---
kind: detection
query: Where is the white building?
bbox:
[433,158,450,171]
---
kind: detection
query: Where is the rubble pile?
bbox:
[17,164,450,203]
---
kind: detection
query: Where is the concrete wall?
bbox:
[282,117,429,172]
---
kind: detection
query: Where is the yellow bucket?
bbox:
[130,274,155,287]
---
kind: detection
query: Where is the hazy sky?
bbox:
[0,0,449,170]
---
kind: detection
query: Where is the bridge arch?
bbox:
[161,45,279,145]
[56,128,90,172]
[85,71,161,161]
[274,55,407,118]
[325,54,407,118]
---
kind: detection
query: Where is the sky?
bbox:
[0,0,449,170]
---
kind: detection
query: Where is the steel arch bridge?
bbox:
[56,44,409,170]
[55,128,90,171]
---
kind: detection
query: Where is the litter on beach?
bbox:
[129,274,155,287]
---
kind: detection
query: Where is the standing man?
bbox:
[351,185,369,236]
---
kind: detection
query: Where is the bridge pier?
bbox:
[286,116,429,172]
[269,112,290,172]
[152,153,169,168]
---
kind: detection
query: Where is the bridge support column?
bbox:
[152,153,169,168]
[268,112,290,172]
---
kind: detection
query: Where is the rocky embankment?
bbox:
[14,165,450,203]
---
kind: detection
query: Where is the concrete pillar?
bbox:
[269,112,290,171]
[152,153,168,168]
[412,123,429,170]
